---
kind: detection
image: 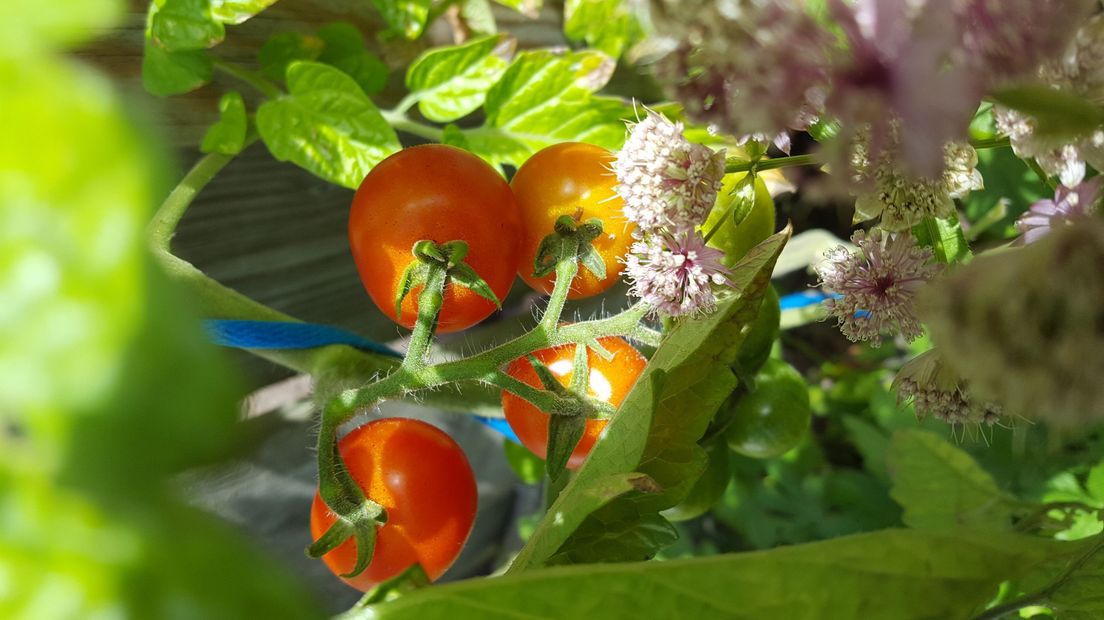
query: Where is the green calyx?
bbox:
[533,215,607,281]
[395,239,501,321]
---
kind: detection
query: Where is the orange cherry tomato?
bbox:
[309,418,478,592]
[501,336,647,469]
[349,144,522,333]
[509,142,635,299]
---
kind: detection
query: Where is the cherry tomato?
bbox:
[509,142,635,298]
[736,285,780,375]
[501,336,647,469]
[310,418,477,592]
[725,359,811,459]
[704,173,775,266]
[661,436,731,522]
[349,144,522,333]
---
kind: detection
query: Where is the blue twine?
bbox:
[204,319,519,442]
[205,291,833,444]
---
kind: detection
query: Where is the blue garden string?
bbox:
[205,291,831,445]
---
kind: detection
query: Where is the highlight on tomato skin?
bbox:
[510,142,635,299]
[348,144,523,334]
[500,336,648,469]
[309,418,478,592]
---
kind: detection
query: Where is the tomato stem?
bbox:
[539,240,581,334]
[401,265,448,372]
[212,58,282,99]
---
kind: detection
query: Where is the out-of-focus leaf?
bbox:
[150,0,225,51]
[510,228,791,570]
[142,39,213,96]
[912,216,971,264]
[201,91,247,155]
[405,35,513,123]
[209,0,280,24]
[503,440,544,484]
[1019,534,1104,620]
[991,86,1104,141]
[887,430,1020,530]
[0,0,119,53]
[256,61,399,189]
[461,0,497,34]
[371,0,432,39]
[258,32,323,82]
[564,0,643,59]
[493,0,541,17]
[316,23,389,95]
[359,530,1074,620]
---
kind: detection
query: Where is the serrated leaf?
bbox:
[887,430,1020,530]
[256,61,399,189]
[150,0,224,51]
[201,91,247,155]
[371,0,431,39]
[406,35,513,123]
[258,32,323,82]
[142,39,213,96]
[564,0,643,59]
[317,23,389,95]
[359,530,1074,620]
[209,0,279,24]
[510,227,791,571]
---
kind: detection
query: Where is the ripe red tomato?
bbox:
[309,418,477,592]
[501,336,647,469]
[349,144,522,333]
[509,142,635,299]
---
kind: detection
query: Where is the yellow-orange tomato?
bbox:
[501,336,647,469]
[349,145,522,333]
[509,142,634,298]
[310,418,478,592]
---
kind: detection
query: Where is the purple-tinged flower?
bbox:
[625,230,729,316]
[1016,177,1103,244]
[642,0,833,142]
[816,229,942,346]
[615,111,726,233]
[893,348,1004,427]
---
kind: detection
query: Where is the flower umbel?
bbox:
[625,230,729,316]
[614,111,726,233]
[816,229,942,346]
[892,348,1004,427]
[1016,177,1103,244]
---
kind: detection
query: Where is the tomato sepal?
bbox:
[306,497,386,579]
[393,239,502,321]
[532,216,607,281]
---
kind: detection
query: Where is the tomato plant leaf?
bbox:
[360,529,1074,620]
[150,0,225,51]
[209,0,280,24]
[887,430,1020,530]
[510,227,791,571]
[564,0,643,59]
[317,23,389,96]
[371,0,432,39]
[256,61,399,189]
[492,0,541,17]
[142,39,213,96]
[466,50,628,169]
[460,0,497,34]
[201,91,248,155]
[405,34,514,123]
[1,0,118,51]
[258,32,323,82]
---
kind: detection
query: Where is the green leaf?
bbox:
[961,147,1049,240]
[405,35,513,123]
[201,91,247,155]
[461,0,497,34]
[371,0,432,39]
[887,430,1020,530]
[209,0,279,24]
[256,61,400,189]
[503,440,545,484]
[258,32,323,82]
[493,0,541,16]
[1020,534,1104,620]
[142,39,213,96]
[150,0,224,52]
[991,85,1104,141]
[441,123,472,149]
[359,530,1073,620]
[1088,461,1104,503]
[510,227,791,571]
[564,0,643,59]
[317,23,389,95]
[1,0,119,53]
[912,216,971,264]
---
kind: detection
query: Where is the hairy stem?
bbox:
[382,110,445,142]
[402,267,447,372]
